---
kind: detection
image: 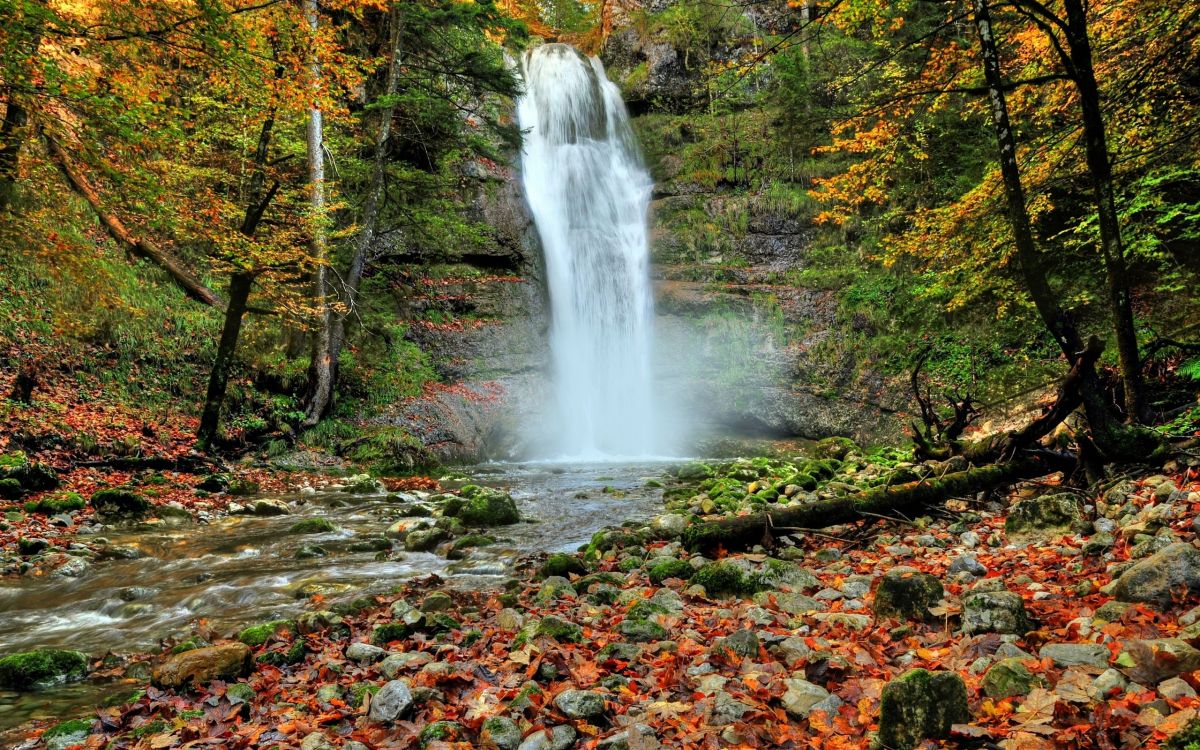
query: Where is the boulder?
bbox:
[961,588,1033,635]
[1121,638,1200,684]
[0,649,88,690]
[982,658,1043,699]
[481,716,522,750]
[517,726,577,750]
[90,488,151,517]
[872,567,944,621]
[368,679,415,722]
[876,669,969,750]
[781,677,842,718]
[1039,643,1110,669]
[554,689,607,720]
[1005,493,1086,539]
[151,644,251,689]
[1111,543,1200,606]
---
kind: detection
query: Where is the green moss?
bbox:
[541,552,587,578]
[533,615,582,643]
[420,720,465,747]
[0,649,88,689]
[872,567,945,622]
[1166,717,1200,749]
[618,618,668,642]
[226,682,256,704]
[227,479,260,496]
[648,559,694,584]
[170,636,209,654]
[981,658,1042,699]
[627,600,669,621]
[877,669,969,750]
[691,561,767,596]
[43,718,92,743]
[288,518,337,534]
[0,478,22,499]
[256,639,307,667]
[454,485,520,526]
[813,436,859,460]
[130,720,169,738]
[237,619,295,647]
[90,488,150,516]
[372,622,413,645]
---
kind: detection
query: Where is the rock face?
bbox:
[872,567,944,621]
[877,669,969,750]
[1111,543,1200,605]
[151,644,251,689]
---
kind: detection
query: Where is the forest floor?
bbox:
[4,419,1200,749]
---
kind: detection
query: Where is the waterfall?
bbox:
[517,44,658,459]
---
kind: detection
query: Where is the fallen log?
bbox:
[681,451,1075,553]
[74,454,223,473]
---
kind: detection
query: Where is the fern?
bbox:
[1181,358,1200,381]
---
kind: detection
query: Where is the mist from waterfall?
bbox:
[517,44,666,459]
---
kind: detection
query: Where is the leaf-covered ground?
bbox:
[10,455,1200,750]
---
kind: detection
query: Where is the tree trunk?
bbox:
[195,115,278,448]
[324,3,404,392]
[1061,0,1146,422]
[971,0,1160,463]
[303,0,334,427]
[0,99,27,213]
[682,454,1074,553]
[44,133,223,307]
[196,271,253,449]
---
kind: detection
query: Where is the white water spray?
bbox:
[517,44,659,459]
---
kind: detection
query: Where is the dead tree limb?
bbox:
[44,132,224,308]
[681,452,1075,553]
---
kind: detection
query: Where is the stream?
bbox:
[0,461,670,730]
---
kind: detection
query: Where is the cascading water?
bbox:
[517,44,660,459]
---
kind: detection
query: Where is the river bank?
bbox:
[4,440,1200,749]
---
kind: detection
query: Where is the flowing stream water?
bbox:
[517,44,661,459]
[0,463,667,730]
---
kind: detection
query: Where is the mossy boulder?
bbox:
[532,615,583,643]
[480,716,521,750]
[453,485,519,526]
[42,719,93,750]
[25,492,86,515]
[0,649,88,690]
[405,527,450,552]
[677,462,715,481]
[289,518,338,534]
[648,558,694,585]
[2,461,59,491]
[237,619,295,646]
[541,553,588,578]
[982,658,1043,699]
[90,488,151,517]
[691,561,767,596]
[813,436,859,461]
[961,588,1033,635]
[0,478,22,499]
[872,567,944,622]
[618,618,668,642]
[420,720,466,748]
[876,669,969,750]
[1005,492,1087,539]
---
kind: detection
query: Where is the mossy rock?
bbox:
[194,474,230,493]
[1005,493,1087,538]
[0,478,23,500]
[227,479,260,496]
[455,485,520,526]
[90,488,151,517]
[1165,716,1200,749]
[255,639,307,667]
[876,669,969,750]
[237,619,295,647]
[288,518,338,534]
[813,437,859,461]
[691,561,767,596]
[171,636,210,654]
[43,718,93,750]
[226,682,256,704]
[0,649,88,690]
[677,462,715,481]
[3,462,59,491]
[872,567,944,622]
[533,615,583,643]
[618,618,668,642]
[540,552,587,578]
[372,622,414,645]
[17,537,48,555]
[405,527,450,552]
[648,559,694,585]
[981,657,1043,699]
[129,720,169,739]
[448,534,495,555]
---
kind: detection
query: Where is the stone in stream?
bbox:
[872,566,944,621]
[41,719,94,750]
[151,643,252,689]
[875,669,969,750]
[0,648,89,690]
[451,485,520,526]
[367,679,415,722]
